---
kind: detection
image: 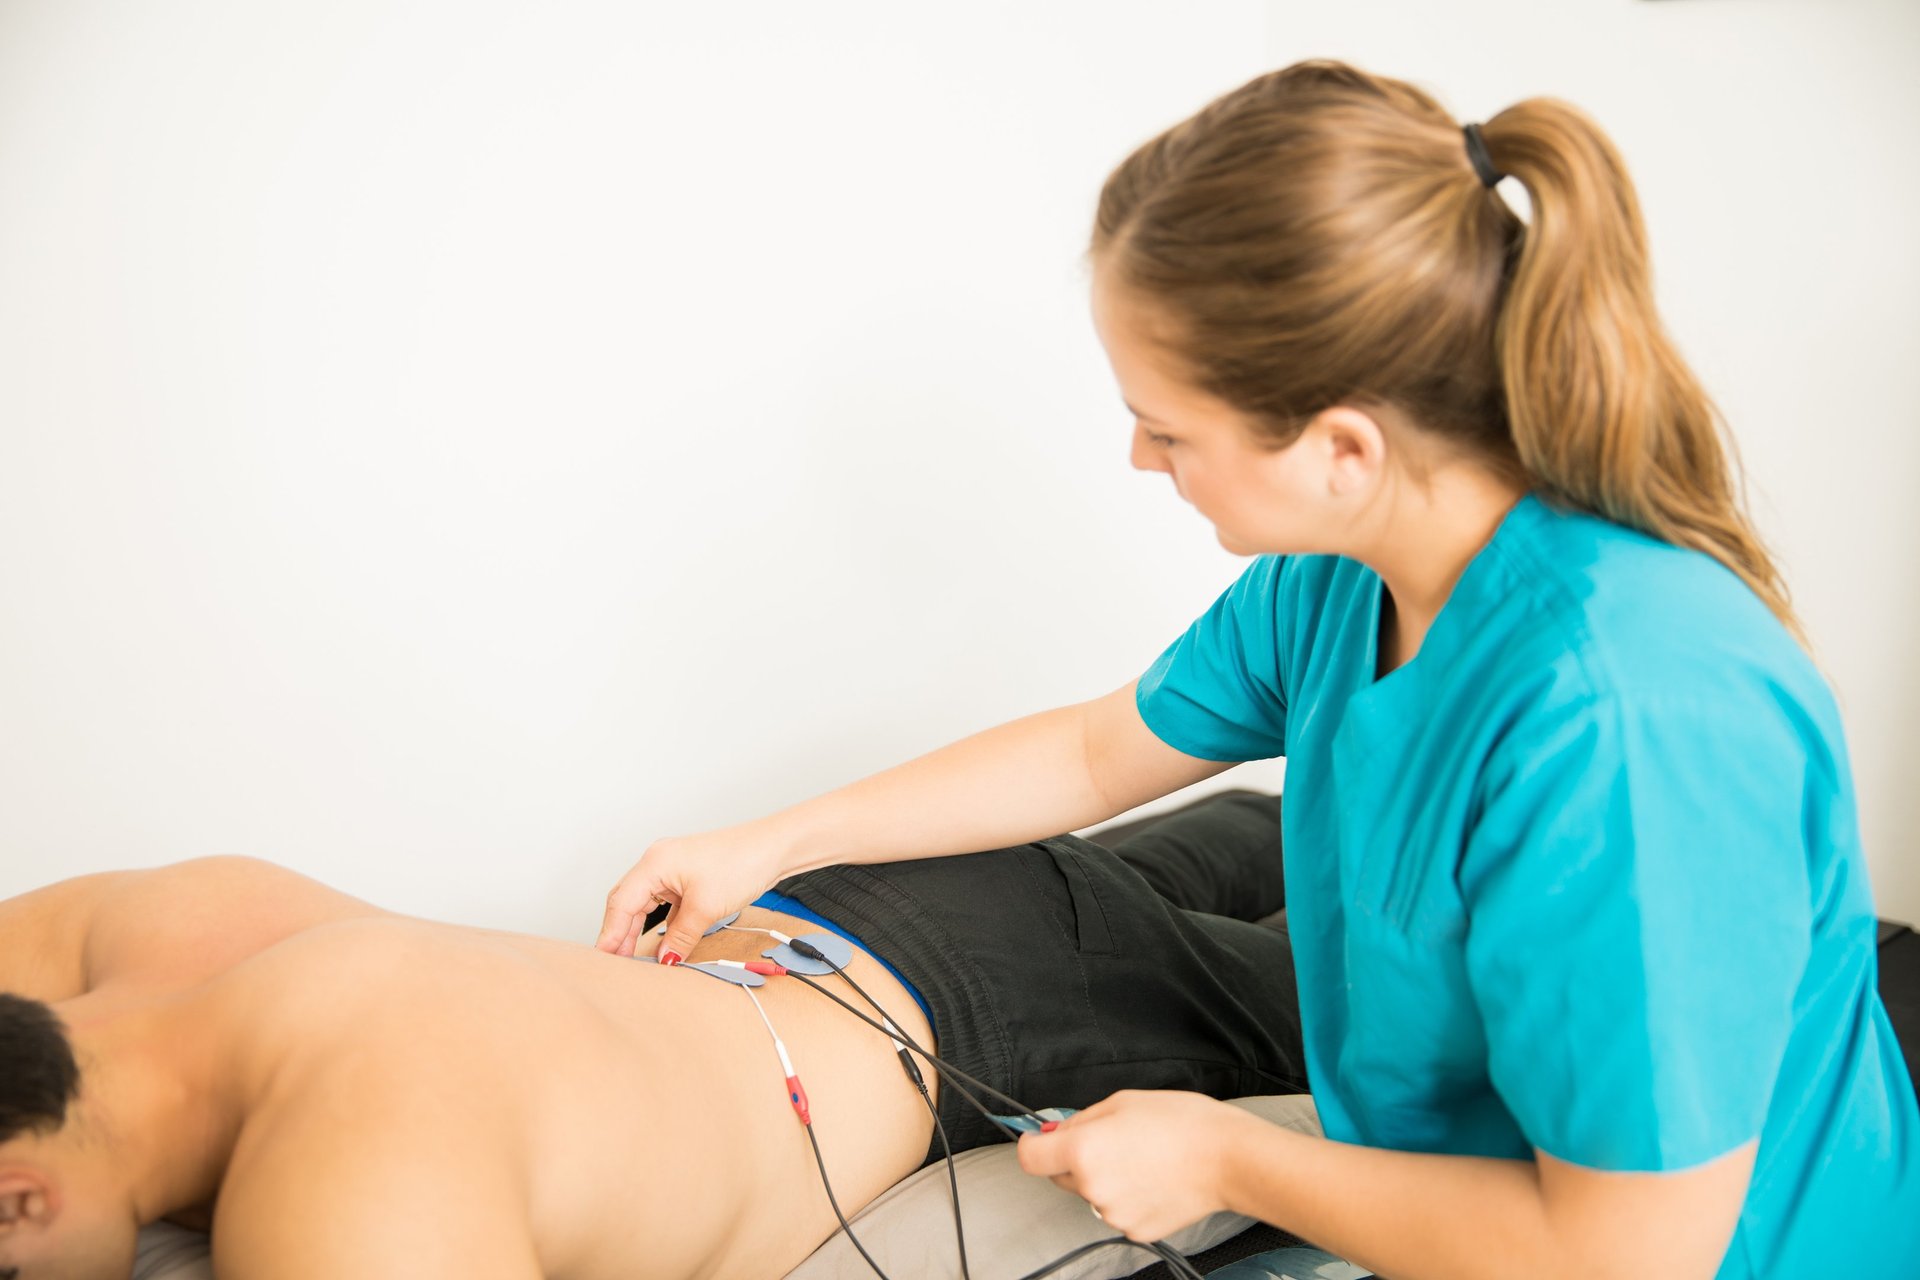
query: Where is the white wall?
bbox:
[0,0,1912,937]
[0,0,1283,938]
[1260,0,1920,918]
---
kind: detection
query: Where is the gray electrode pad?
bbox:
[650,909,741,937]
[682,961,766,988]
[633,955,766,986]
[763,931,854,975]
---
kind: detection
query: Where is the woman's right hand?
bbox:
[594,828,791,962]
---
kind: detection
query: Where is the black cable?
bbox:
[1149,1238,1212,1280]
[794,971,1029,1280]
[791,973,1040,1137]
[1008,1234,1211,1280]
[736,934,1034,1122]
[804,1121,894,1280]
[794,954,1033,1131]
[805,952,972,1280]
[1014,1236,1131,1280]
[789,972,1043,1122]
[804,1074,981,1280]
[791,953,1043,1280]
[786,940,1211,1280]
[1012,1234,1197,1280]
[883,1021,972,1280]
[921,1077,972,1280]
[806,948,1093,1145]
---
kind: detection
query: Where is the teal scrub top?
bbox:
[1136,494,1919,1278]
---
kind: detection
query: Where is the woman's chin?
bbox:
[1213,527,1254,556]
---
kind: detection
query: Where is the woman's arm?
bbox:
[597,679,1233,955]
[779,679,1231,874]
[1221,1114,1752,1280]
[1019,1091,1753,1280]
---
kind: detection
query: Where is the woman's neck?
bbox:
[1355,464,1528,676]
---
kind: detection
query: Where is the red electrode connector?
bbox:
[710,959,789,978]
[786,1074,812,1125]
[771,1039,811,1125]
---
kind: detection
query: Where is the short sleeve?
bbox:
[1460,687,1813,1172]
[1135,555,1289,762]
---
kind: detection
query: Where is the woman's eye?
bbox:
[1145,430,1175,447]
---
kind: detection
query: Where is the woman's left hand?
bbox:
[1016,1089,1247,1242]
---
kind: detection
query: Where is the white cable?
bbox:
[722,923,799,945]
[741,985,797,1076]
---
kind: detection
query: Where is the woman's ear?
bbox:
[1305,405,1386,497]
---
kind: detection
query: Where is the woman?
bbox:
[597,60,1918,1278]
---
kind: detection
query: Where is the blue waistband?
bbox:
[750,889,935,1030]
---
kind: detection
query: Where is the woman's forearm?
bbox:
[771,681,1229,876]
[772,702,1119,874]
[1217,1117,1561,1280]
[1216,1113,1742,1280]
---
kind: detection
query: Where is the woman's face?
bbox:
[1088,264,1367,559]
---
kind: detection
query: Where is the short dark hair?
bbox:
[0,992,79,1144]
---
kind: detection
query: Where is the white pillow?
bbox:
[131,1094,1320,1280]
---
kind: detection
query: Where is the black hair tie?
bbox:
[1462,122,1505,188]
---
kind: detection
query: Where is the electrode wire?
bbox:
[738,983,891,1280]
[803,1122,893,1280]
[789,972,1041,1123]
[794,948,1209,1280]
[697,929,1208,1280]
[679,934,975,1279]
[924,1096,971,1280]
[804,951,972,1280]
[1013,1234,1210,1280]
[741,983,782,1043]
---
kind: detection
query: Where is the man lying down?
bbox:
[0,792,1304,1280]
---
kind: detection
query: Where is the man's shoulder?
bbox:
[212,1065,544,1276]
[3,856,392,1001]
[0,870,107,1000]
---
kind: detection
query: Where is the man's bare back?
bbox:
[0,857,938,1279]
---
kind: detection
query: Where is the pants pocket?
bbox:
[1045,839,1119,956]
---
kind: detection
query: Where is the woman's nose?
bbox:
[1130,424,1170,474]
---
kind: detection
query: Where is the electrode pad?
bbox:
[634,955,766,987]
[682,961,766,988]
[764,932,854,975]
[650,909,741,937]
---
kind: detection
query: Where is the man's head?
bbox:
[0,993,137,1279]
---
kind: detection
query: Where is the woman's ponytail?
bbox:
[1477,100,1800,635]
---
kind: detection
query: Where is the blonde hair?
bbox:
[1090,59,1798,636]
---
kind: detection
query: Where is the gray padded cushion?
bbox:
[786,1093,1321,1280]
[132,1222,212,1280]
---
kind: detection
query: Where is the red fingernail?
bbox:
[1040,1120,1060,1132]
[660,951,683,967]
